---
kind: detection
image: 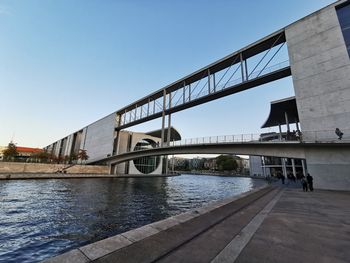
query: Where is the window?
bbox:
[336,2,350,57]
[133,139,160,174]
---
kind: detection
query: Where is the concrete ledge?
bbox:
[121,225,160,242]
[0,173,180,180]
[79,235,132,261]
[42,185,268,262]
[43,249,89,263]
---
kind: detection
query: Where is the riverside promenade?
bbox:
[44,186,350,263]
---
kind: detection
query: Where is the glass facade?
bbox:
[336,2,350,57]
[133,139,160,174]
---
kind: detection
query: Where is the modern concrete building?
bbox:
[285,0,350,189]
[45,113,181,175]
[250,96,305,179]
[46,0,350,188]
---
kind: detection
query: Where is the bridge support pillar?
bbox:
[282,158,287,178]
[291,159,296,179]
[285,112,290,132]
[304,148,350,191]
[161,89,167,147]
[278,124,282,141]
[301,159,307,177]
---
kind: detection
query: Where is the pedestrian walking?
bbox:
[281,174,285,184]
[307,173,314,192]
[301,176,308,192]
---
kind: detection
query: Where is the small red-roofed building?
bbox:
[0,145,43,161]
[16,147,43,158]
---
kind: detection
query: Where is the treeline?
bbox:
[1,142,89,164]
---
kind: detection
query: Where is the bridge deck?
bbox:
[98,141,350,165]
[45,186,350,263]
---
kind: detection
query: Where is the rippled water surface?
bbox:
[0,174,265,262]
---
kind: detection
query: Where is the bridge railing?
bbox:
[167,129,350,147]
[208,60,290,97]
[170,133,262,147]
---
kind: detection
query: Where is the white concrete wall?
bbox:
[54,140,61,157]
[286,0,350,190]
[249,156,263,177]
[115,131,130,174]
[304,148,350,190]
[64,134,74,156]
[286,1,350,141]
[79,127,88,150]
[84,113,116,163]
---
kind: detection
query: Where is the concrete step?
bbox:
[92,187,279,263]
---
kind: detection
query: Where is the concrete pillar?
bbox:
[161,89,166,147]
[302,159,307,177]
[292,158,296,178]
[167,93,172,146]
[278,124,282,141]
[261,156,266,177]
[285,112,290,132]
[282,158,287,178]
[114,113,122,156]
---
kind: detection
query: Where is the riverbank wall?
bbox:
[176,170,264,179]
[0,162,108,174]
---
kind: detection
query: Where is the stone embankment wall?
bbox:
[0,162,109,174]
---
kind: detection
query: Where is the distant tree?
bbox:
[63,155,70,164]
[216,155,238,171]
[3,142,18,161]
[30,150,50,163]
[69,153,78,164]
[77,149,89,164]
[52,155,64,164]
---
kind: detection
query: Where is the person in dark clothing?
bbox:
[301,176,308,192]
[307,173,314,191]
[335,128,343,140]
[281,174,285,184]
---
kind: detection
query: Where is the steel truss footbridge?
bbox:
[114,29,290,146]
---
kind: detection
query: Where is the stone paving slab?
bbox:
[234,189,350,263]
[156,189,281,263]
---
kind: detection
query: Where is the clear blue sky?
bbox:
[0,0,335,147]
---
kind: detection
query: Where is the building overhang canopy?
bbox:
[145,127,182,141]
[261,96,299,128]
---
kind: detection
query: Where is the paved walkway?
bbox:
[45,186,350,263]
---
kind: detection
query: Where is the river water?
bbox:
[0,174,266,262]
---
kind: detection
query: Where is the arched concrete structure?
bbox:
[102,142,350,191]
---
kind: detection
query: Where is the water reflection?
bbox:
[0,174,265,262]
